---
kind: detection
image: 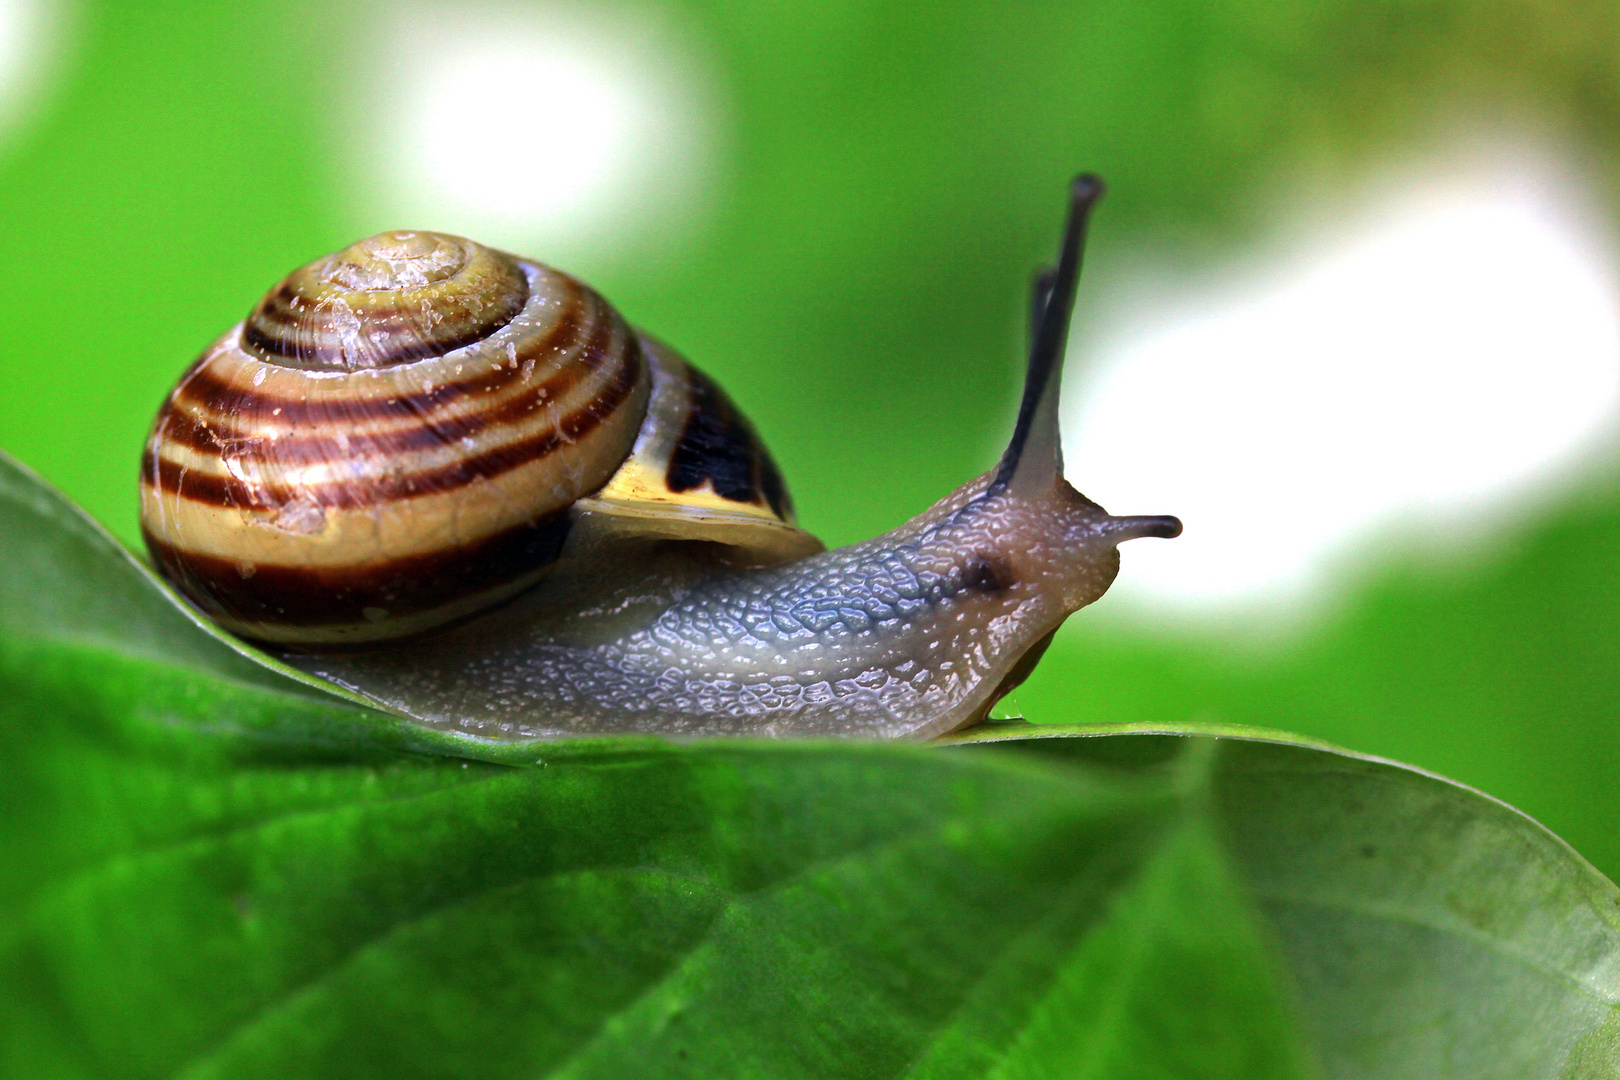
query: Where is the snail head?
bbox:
[886,175,1181,728]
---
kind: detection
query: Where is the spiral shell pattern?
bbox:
[140,230,652,646]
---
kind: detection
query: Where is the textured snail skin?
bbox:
[284,468,1172,739]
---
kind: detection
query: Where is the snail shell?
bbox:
[140,231,816,646]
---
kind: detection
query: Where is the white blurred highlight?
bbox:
[0,0,65,143]
[350,4,719,263]
[1065,158,1620,620]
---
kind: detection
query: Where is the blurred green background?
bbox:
[3,0,1620,872]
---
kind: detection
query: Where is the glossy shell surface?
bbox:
[141,227,806,646]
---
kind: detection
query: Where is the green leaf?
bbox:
[0,450,556,765]
[4,451,1620,1077]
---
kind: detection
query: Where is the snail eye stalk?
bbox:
[994,173,1106,498]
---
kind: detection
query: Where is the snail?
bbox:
[140,175,1180,741]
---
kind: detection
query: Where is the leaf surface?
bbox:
[4,450,1618,1079]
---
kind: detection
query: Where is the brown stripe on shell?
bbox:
[144,334,645,511]
[174,277,589,424]
[240,231,532,371]
[241,282,528,368]
[156,363,579,462]
[157,296,609,465]
[142,510,572,637]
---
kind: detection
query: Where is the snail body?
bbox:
[141,177,1179,740]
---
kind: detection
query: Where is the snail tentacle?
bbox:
[994,173,1105,500]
